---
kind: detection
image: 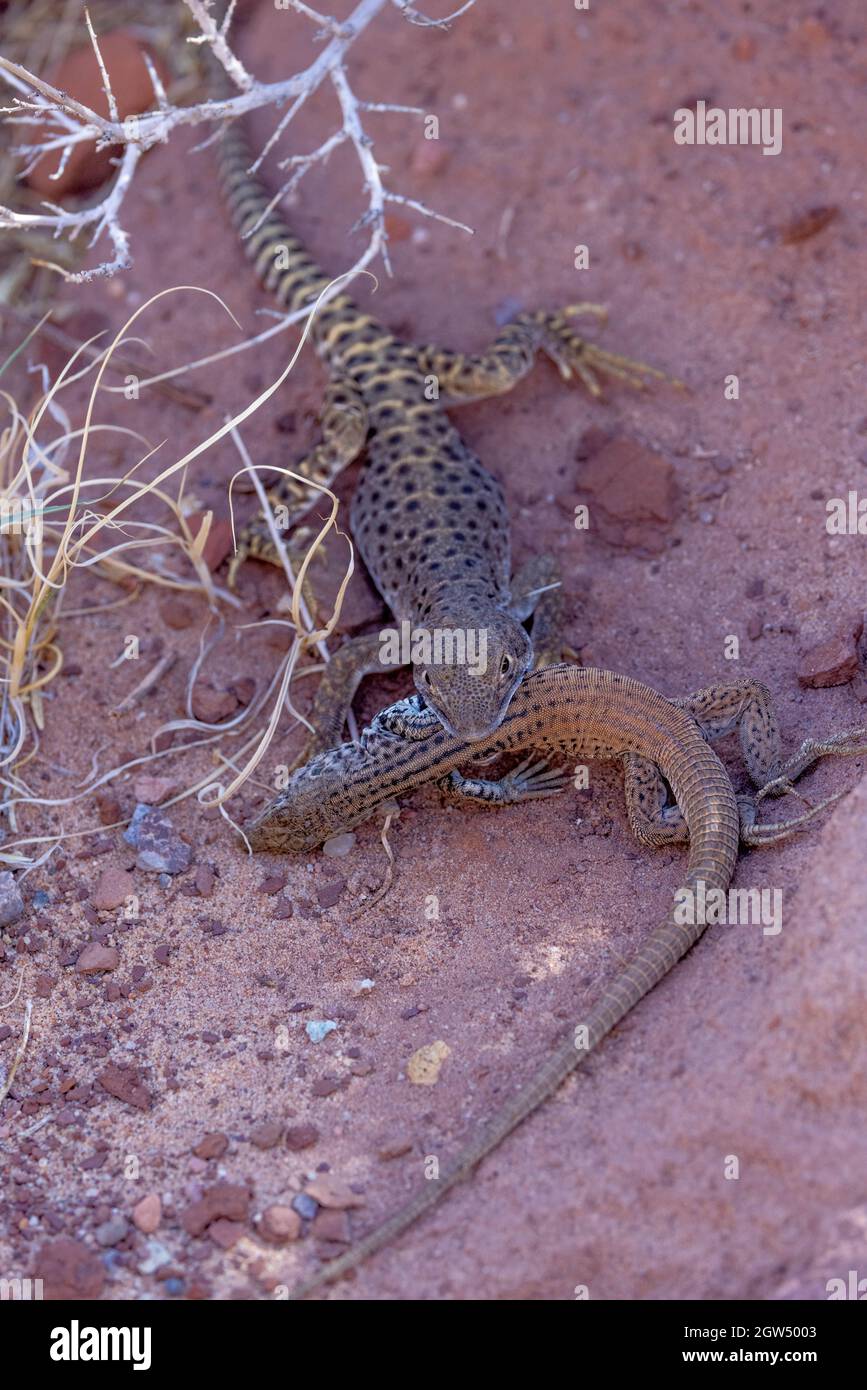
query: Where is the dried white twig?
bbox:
[184,0,254,91]
[0,0,477,283]
[112,651,178,714]
[392,0,478,28]
[84,7,119,124]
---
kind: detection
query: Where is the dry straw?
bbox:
[0,277,356,868]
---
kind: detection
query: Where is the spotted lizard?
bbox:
[242,664,867,1296]
[219,113,671,756]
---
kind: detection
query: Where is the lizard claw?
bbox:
[755,775,805,804]
[542,309,681,397]
[502,756,569,801]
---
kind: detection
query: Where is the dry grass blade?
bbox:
[0,272,365,867]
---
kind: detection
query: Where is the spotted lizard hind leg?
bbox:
[508,555,566,668]
[288,632,402,772]
[416,305,675,405]
[673,679,867,846]
[228,376,367,588]
[438,756,569,808]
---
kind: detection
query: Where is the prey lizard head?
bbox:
[412,606,532,742]
[243,743,364,853]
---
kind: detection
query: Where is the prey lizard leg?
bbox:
[736,791,850,847]
[417,305,674,405]
[370,694,442,741]
[508,555,564,669]
[229,376,367,587]
[673,678,784,788]
[438,756,568,808]
[623,746,846,851]
[674,678,867,845]
[754,729,867,801]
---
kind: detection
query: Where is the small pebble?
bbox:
[259,1204,301,1244]
[322,833,356,857]
[306,1020,337,1044]
[95,1215,128,1247]
[132,1193,161,1235]
[250,1120,283,1150]
[91,866,134,912]
[291,1192,319,1222]
[138,1237,173,1275]
[0,871,24,927]
[124,805,191,875]
[407,1040,451,1086]
[75,944,120,975]
[133,775,177,805]
[193,1132,228,1160]
[285,1123,319,1152]
[316,880,345,909]
[305,1176,365,1210]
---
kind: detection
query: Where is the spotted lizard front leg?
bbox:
[508,555,566,669]
[417,305,674,404]
[288,632,400,771]
[228,375,368,588]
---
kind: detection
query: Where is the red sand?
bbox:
[1,1,866,1301]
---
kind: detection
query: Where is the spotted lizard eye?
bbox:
[501,655,513,676]
[422,670,433,687]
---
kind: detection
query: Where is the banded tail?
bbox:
[220,116,356,320]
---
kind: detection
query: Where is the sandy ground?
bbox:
[1,0,866,1301]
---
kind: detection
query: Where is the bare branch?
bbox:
[84,8,119,124]
[330,60,392,274]
[384,188,473,236]
[142,51,169,112]
[243,128,347,237]
[0,0,474,283]
[392,0,478,29]
[281,1,353,39]
[184,0,254,90]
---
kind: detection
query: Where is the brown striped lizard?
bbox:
[219,112,672,760]
[242,664,867,1297]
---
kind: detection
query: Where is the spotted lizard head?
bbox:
[412,606,532,742]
